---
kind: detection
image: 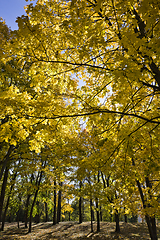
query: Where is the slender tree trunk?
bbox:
[145,177,157,240]
[93,207,95,221]
[1,195,10,231]
[115,210,120,233]
[151,217,157,239]
[100,205,102,222]
[124,207,127,223]
[90,199,94,232]
[28,170,43,233]
[68,199,71,221]
[0,165,9,223]
[79,181,83,224]
[17,198,21,229]
[53,180,57,225]
[110,211,112,222]
[0,145,13,181]
[1,170,17,231]
[79,196,82,224]
[96,171,100,232]
[24,194,31,228]
[17,211,20,228]
[132,158,157,240]
[95,198,100,232]
[57,182,62,224]
[101,171,113,223]
[28,189,39,233]
[124,214,127,223]
[17,190,22,229]
[25,173,35,228]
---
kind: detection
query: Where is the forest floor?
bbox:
[0,221,160,240]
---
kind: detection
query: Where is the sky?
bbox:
[0,0,35,30]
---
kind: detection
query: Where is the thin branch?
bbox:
[23,109,160,124]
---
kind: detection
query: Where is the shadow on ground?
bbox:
[0,221,160,239]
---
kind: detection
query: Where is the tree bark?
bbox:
[115,210,120,233]
[53,180,57,225]
[145,215,157,240]
[0,165,9,224]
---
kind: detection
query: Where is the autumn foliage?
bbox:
[0,1,160,239]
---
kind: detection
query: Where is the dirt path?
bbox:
[0,221,160,239]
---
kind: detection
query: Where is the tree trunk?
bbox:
[53,180,57,225]
[93,207,95,221]
[115,210,120,233]
[28,170,43,233]
[0,165,9,223]
[124,214,127,223]
[28,189,39,233]
[17,204,21,228]
[57,182,62,224]
[1,195,10,231]
[96,198,100,232]
[79,181,83,224]
[17,211,20,228]
[24,174,34,228]
[90,199,94,232]
[96,171,100,232]
[132,158,158,240]
[145,177,157,240]
[145,215,157,240]
[100,205,102,222]
[0,145,13,182]
[24,194,31,228]
[124,207,127,223]
[110,211,112,222]
[68,199,71,221]
[79,196,82,224]
[17,195,22,229]
[1,170,17,231]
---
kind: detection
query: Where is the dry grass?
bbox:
[0,221,160,240]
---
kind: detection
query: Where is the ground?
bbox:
[0,221,160,240]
